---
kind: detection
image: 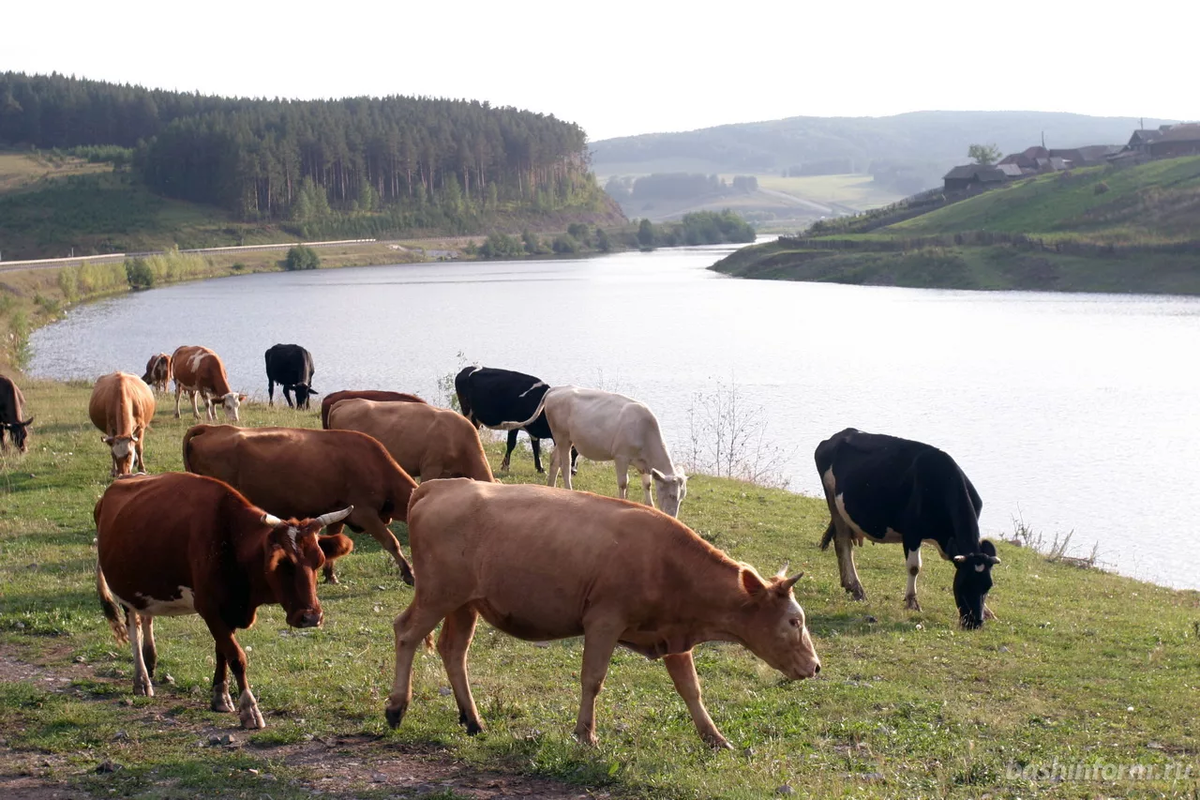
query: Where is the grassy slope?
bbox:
[756,174,904,211]
[890,156,1200,242]
[1,381,1198,798]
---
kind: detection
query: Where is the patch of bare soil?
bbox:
[0,648,609,799]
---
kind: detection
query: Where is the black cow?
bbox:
[265,344,317,410]
[815,428,1000,629]
[454,366,576,473]
[0,374,33,453]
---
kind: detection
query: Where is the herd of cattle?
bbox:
[0,346,1001,748]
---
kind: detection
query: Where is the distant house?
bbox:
[943,164,1007,193]
[995,164,1024,178]
[1125,127,1165,155]
[1146,124,1200,158]
[998,146,1050,171]
[1049,145,1121,166]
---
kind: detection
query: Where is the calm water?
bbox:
[30,245,1200,589]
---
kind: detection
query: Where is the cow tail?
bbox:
[96,563,129,645]
[494,392,549,431]
[819,521,836,551]
[181,426,200,472]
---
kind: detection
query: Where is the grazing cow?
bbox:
[141,353,172,394]
[172,345,245,422]
[95,472,353,728]
[453,366,576,473]
[815,428,1001,629]
[328,398,495,482]
[265,344,317,410]
[320,390,427,429]
[182,424,418,584]
[384,479,821,748]
[0,374,33,453]
[533,386,687,517]
[89,372,156,476]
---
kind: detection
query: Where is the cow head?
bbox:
[293,384,317,409]
[952,540,1001,629]
[222,393,247,422]
[6,417,32,453]
[260,506,354,628]
[737,567,822,680]
[102,433,139,475]
[650,469,688,518]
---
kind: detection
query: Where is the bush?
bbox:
[125,258,155,289]
[1094,181,1110,195]
[552,234,580,254]
[285,245,321,270]
[477,233,524,259]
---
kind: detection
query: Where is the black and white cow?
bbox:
[815,428,1000,629]
[453,366,576,473]
[265,344,317,410]
[0,374,33,453]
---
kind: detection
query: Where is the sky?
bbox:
[5,0,1198,142]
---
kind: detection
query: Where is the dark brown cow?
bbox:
[182,424,418,584]
[0,374,33,453]
[89,372,156,476]
[328,398,495,482]
[385,479,822,749]
[95,472,353,728]
[172,345,245,422]
[141,353,172,394]
[320,390,427,429]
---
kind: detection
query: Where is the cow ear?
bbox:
[741,568,767,597]
[981,540,999,561]
[650,468,666,481]
[237,394,247,403]
[318,533,354,560]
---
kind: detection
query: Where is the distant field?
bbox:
[0,151,111,193]
[757,174,905,211]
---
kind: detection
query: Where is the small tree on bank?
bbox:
[285,245,321,270]
[968,143,1003,166]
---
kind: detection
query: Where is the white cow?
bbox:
[540,386,687,517]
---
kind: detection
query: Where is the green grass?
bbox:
[756,174,905,211]
[2,380,1198,798]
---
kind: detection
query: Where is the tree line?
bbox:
[0,72,599,220]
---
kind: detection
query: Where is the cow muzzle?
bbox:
[290,609,323,628]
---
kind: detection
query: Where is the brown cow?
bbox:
[0,374,33,453]
[141,353,172,394]
[172,345,245,422]
[328,398,495,482]
[95,472,353,728]
[182,424,417,584]
[320,389,427,429]
[384,479,822,749]
[89,372,156,476]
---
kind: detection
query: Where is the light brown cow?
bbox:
[171,345,245,422]
[141,353,172,394]
[320,389,427,429]
[95,471,353,728]
[384,479,822,749]
[182,424,418,584]
[89,372,156,476]
[328,398,495,483]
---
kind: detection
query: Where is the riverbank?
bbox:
[1,379,1198,799]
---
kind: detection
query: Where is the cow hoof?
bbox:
[848,587,867,602]
[240,707,266,730]
[534,468,544,474]
[324,572,340,585]
[212,693,235,714]
[465,720,483,736]
[573,728,599,747]
[133,679,154,697]
[703,733,733,750]
[400,568,415,586]
[904,596,922,611]
[384,705,406,729]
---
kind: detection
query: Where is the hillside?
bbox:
[713,156,1200,294]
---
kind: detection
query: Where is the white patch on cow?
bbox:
[905,548,922,602]
[188,352,207,371]
[111,438,133,458]
[132,587,196,616]
[833,493,871,540]
[975,563,986,573]
[821,467,837,494]
[786,597,803,616]
[517,381,546,398]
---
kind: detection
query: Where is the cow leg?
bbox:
[904,546,922,611]
[362,517,414,585]
[204,619,264,729]
[500,429,518,472]
[614,457,630,500]
[664,651,731,749]
[559,440,575,490]
[267,380,275,407]
[284,386,295,409]
[984,605,998,621]
[321,521,346,583]
[139,615,157,681]
[189,391,201,421]
[832,523,867,601]
[545,441,561,488]
[173,385,183,418]
[135,427,147,472]
[437,605,483,734]
[211,650,235,713]
[127,608,154,697]
[570,446,579,476]
[574,624,621,746]
[529,435,544,473]
[385,604,447,729]
[640,469,654,507]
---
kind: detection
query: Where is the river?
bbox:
[29,244,1200,590]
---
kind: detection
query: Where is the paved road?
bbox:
[0,239,378,273]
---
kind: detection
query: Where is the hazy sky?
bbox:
[6,0,1196,142]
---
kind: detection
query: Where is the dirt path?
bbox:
[0,649,609,800]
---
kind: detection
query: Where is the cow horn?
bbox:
[19,416,33,426]
[315,506,354,527]
[775,562,790,578]
[781,572,804,591]
[953,555,967,563]
[261,513,284,526]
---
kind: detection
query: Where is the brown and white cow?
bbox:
[328,398,495,483]
[171,345,245,422]
[182,424,418,584]
[89,372,156,476]
[0,374,33,453]
[95,471,353,728]
[320,389,427,429]
[141,353,172,394]
[385,479,821,749]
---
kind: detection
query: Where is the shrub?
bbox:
[125,258,155,289]
[551,234,580,254]
[1094,181,1110,195]
[285,245,321,270]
